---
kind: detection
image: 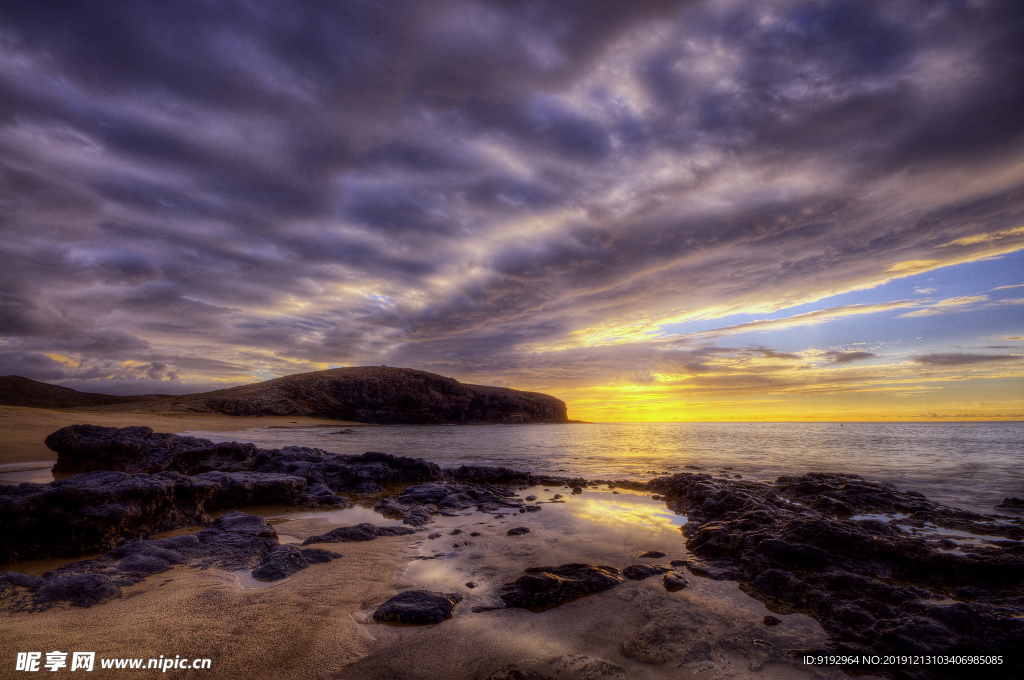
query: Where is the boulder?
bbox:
[371,590,464,624]
[499,564,623,610]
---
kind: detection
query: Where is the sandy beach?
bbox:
[0,517,414,680]
[0,405,362,467]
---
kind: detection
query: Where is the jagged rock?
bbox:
[637,550,667,558]
[499,564,623,610]
[484,655,625,680]
[45,425,444,494]
[0,471,218,562]
[251,545,340,581]
[193,471,308,506]
[997,497,1024,510]
[34,573,123,608]
[1,512,320,612]
[371,481,523,526]
[447,465,534,484]
[646,471,1024,676]
[371,590,464,624]
[662,571,689,591]
[301,523,415,545]
[622,564,671,580]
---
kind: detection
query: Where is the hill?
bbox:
[0,376,166,410]
[0,368,570,424]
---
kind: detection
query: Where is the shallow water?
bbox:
[268,486,878,680]
[177,421,1023,515]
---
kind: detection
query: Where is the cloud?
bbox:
[681,301,922,339]
[898,295,1024,317]
[824,351,877,364]
[910,353,1022,366]
[0,0,1022,403]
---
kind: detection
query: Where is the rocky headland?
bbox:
[2,424,1023,679]
[2,367,571,424]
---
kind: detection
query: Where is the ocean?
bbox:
[178,421,1023,516]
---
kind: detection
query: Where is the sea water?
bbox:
[177,421,1023,516]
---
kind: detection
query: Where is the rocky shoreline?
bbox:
[2,424,1022,679]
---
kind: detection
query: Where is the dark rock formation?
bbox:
[499,564,623,611]
[507,527,531,536]
[1,512,341,611]
[47,425,443,494]
[0,471,218,562]
[636,550,667,558]
[997,497,1024,510]
[621,564,671,580]
[371,589,464,624]
[301,523,415,545]
[251,545,340,581]
[0,465,344,562]
[662,571,689,591]
[372,481,523,526]
[642,471,1024,678]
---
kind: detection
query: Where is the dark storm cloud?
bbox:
[1,0,1022,392]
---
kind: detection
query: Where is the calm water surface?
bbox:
[179,422,1023,515]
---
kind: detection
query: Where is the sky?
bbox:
[1,0,1022,421]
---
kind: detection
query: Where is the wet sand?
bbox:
[0,405,361,467]
[0,518,414,680]
[0,486,884,679]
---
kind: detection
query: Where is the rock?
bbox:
[571,486,583,494]
[371,590,464,624]
[499,564,623,610]
[3,512,314,612]
[447,466,535,484]
[669,558,688,568]
[450,529,462,535]
[507,527,531,536]
[997,497,1024,510]
[647,470,1024,672]
[552,494,563,500]
[525,495,538,501]
[762,615,781,626]
[301,523,415,545]
[193,471,309,506]
[34,573,123,608]
[662,571,689,591]
[45,425,444,493]
[251,545,340,581]
[637,550,667,558]
[483,655,625,680]
[470,532,481,537]
[466,581,478,588]
[622,564,672,580]
[0,470,219,562]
